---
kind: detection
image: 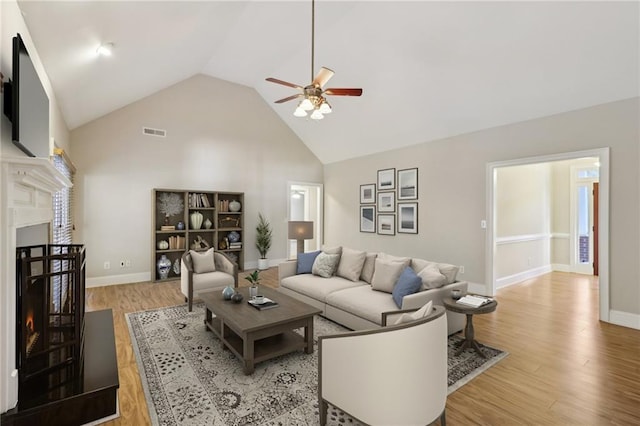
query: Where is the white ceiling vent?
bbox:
[142,127,166,138]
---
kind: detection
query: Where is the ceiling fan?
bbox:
[266,0,363,120]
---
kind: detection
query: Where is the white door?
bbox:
[570,165,599,275]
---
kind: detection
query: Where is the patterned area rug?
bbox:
[126,302,507,425]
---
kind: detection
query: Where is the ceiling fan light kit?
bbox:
[266,0,362,120]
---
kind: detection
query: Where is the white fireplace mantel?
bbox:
[1,156,72,413]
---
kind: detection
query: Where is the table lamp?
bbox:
[288,221,313,254]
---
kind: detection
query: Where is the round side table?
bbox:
[442,296,497,358]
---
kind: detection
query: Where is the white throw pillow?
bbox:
[394,301,433,325]
[190,248,216,273]
[312,252,341,278]
[370,258,410,293]
[411,258,459,284]
[418,264,447,290]
[336,247,367,282]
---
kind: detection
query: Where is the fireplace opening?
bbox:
[16,244,86,408]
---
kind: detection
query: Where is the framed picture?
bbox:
[397,168,418,200]
[360,206,376,233]
[377,214,395,235]
[377,168,395,191]
[378,191,395,212]
[398,202,418,234]
[360,184,375,204]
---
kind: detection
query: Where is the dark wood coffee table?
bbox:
[442,296,498,358]
[200,285,321,374]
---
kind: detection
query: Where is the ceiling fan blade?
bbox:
[266,77,303,90]
[312,67,335,88]
[324,88,363,97]
[274,94,303,104]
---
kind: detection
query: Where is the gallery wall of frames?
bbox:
[359,167,418,235]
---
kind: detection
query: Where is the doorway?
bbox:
[287,182,323,259]
[570,163,600,275]
[487,148,610,322]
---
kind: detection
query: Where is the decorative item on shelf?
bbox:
[157,240,169,250]
[231,292,244,303]
[191,235,210,250]
[218,237,228,250]
[190,211,203,230]
[229,199,241,212]
[173,258,181,275]
[222,285,235,300]
[204,218,212,229]
[256,213,273,270]
[220,216,240,228]
[227,231,240,243]
[227,252,238,264]
[157,192,184,227]
[176,221,185,231]
[157,255,172,280]
[245,270,260,299]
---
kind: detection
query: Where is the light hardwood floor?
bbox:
[86,270,640,425]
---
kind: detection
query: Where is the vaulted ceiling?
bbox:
[17,1,639,164]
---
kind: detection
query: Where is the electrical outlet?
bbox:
[104,261,110,270]
[125,259,131,267]
[460,266,465,274]
[119,260,125,268]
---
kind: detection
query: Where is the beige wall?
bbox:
[71,74,323,284]
[324,98,640,317]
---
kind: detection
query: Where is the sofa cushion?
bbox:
[281,274,365,302]
[360,253,377,283]
[326,286,400,325]
[394,300,433,325]
[392,267,422,308]
[371,257,410,293]
[190,248,215,273]
[337,247,367,282]
[417,263,447,290]
[192,271,234,293]
[297,250,321,274]
[312,252,341,278]
[378,253,411,264]
[322,246,342,255]
[411,258,459,284]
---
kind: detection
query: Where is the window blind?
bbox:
[52,149,74,245]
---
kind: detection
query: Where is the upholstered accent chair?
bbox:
[318,305,448,425]
[180,249,238,311]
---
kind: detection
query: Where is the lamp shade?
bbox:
[288,221,314,240]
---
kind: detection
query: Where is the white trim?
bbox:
[551,233,570,239]
[496,265,552,289]
[551,263,572,273]
[487,148,610,323]
[609,310,640,330]
[86,272,152,288]
[495,233,551,245]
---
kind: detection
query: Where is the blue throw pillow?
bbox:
[297,250,321,274]
[392,266,422,308]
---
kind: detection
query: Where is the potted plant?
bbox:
[255,213,272,270]
[244,270,260,299]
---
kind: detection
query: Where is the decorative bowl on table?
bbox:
[451,289,462,300]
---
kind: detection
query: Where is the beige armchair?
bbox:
[181,250,238,311]
[318,305,448,425]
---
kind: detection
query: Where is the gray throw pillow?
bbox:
[312,252,341,278]
[190,248,216,273]
[360,253,378,284]
[336,247,367,282]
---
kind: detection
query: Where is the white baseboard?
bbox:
[86,272,151,288]
[496,265,552,289]
[551,263,572,273]
[609,310,640,330]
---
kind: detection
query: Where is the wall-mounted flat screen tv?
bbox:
[3,33,50,158]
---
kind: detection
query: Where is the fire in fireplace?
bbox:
[15,244,86,406]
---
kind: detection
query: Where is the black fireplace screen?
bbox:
[16,244,86,400]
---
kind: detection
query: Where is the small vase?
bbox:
[157,255,172,280]
[157,240,169,250]
[176,221,185,230]
[190,211,203,230]
[231,292,244,303]
[204,218,212,229]
[249,284,258,300]
[173,258,181,275]
[229,200,241,212]
[222,285,235,300]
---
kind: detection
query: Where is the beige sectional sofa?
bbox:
[277,247,467,335]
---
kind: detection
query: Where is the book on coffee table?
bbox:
[248,297,279,310]
[456,295,493,308]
